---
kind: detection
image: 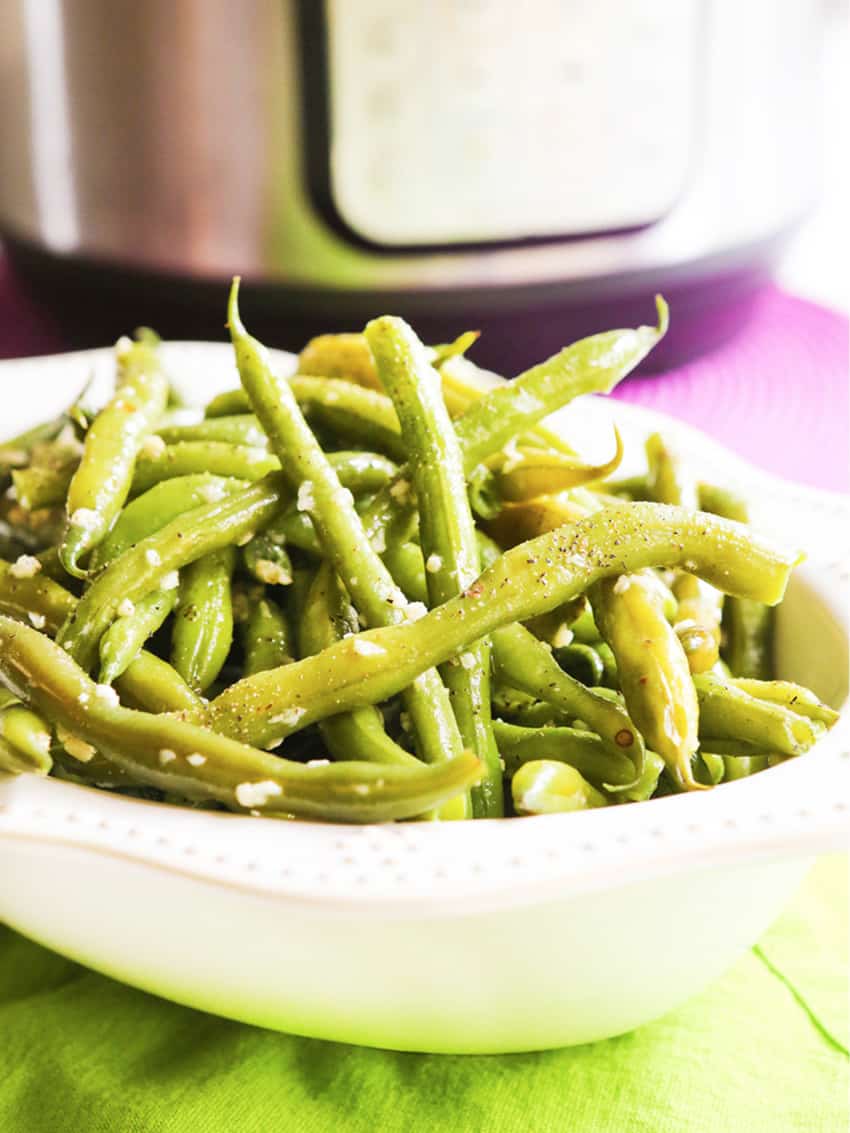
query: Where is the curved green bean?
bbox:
[208,503,797,748]
[0,616,481,822]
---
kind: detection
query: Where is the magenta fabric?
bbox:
[1,257,847,492]
[613,287,849,493]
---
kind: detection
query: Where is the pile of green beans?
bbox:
[0,287,838,823]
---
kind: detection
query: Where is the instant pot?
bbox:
[0,0,822,368]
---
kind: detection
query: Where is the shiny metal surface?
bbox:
[0,0,821,300]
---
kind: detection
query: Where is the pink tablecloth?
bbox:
[1,255,847,493]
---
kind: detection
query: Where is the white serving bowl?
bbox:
[0,343,847,1053]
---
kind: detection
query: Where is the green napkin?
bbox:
[2,856,846,1133]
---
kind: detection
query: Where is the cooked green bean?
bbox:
[552,642,606,687]
[719,754,770,780]
[2,289,833,822]
[227,280,468,800]
[645,432,698,511]
[512,761,608,815]
[728,678,839,726]
[0,616,481,821]
[57,473,288,672]
[59,332,169,577]
[131,441,279,495]
[93,474,249,567]
[723,595,774,680]
[591,573,701,789]
[366,314,502,817]
[492,720,636,786]
[241,594,295,676]
[696,481,774,679]
[694,673,822,756]
[209,503,796,748]
[156,414,269,448]
[0,704,52,768]
[172,548,237,694]
[493,430,623,502]
[99,587,178,685]
[698,483,749,524]
[492,622,644,775]
[0,732,51,775]
[299,564,421,770]
[457,298,668,470]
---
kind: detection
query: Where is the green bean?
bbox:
[695,752,725,785]
[493,430,624,502]
[512,761,608,815]
[645,432,698,510]
[492,720,636,786]
[696,482,773,679]
[0,556,76,632]
[98,587,178,685]
[0,732,51,775]
[249,451,400,562]
[12,460,75,510]
[483,492,594,548]
[728,678,839,727]
[366,314,502,817]
[603,474,652,501]
[59,332,169,577]
[57,473,288,672]
[115,651,203,714]
[694,673,821,755]
[698,482,749,524]
[720,754,770,780]
[552,642,606,686]
[241,594,295,676]
[591,573,701,789]
[455,297,668,471]
[227,281,468,797]
[0,616,481,822]
[93,474,249,568]
[209,503,796,750]
[299,564,421,770]
[298,332,383,390]
[722,596,774,679]
[242,531,293,587]
[290,376,407,462]
[131,442,279,495]
[0,704,52,768]
[172,547,237,693]
[358,300,668,554]
[492,621,644,774]
[156,414,269,448]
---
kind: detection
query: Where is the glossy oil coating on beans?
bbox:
[228,280,468,805]
[208,503,799,748]
[0,617,481,821]
[0,286,837,825]
[59,333,169,576]
[366,314,502,817]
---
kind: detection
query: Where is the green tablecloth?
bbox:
[2,856,846,1133]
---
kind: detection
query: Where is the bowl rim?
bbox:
[0,342,847,913]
